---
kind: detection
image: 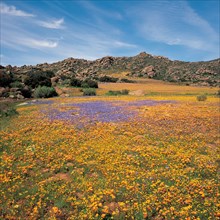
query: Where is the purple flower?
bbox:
[39,98,176,128]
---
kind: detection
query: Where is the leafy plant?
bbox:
[70,78,82,87]
[82,88,96,96]
[0,102,18,118]
[21,86,32,98]
[24,70,54,89]
[10,81,24,89]
[0,72,13,87]
[121,89,130,95]
[33,86,58,98]
[120,78,135,83]
[106,90,130,96]
[82,79,98,88]
[98,75,118,83]
[106,90,122,96]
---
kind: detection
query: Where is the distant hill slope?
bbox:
[1,52,220,87]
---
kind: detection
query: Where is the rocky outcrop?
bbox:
[141,65,156,78]
[1,52,219,91]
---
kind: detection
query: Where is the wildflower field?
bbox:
[0,82,219,219]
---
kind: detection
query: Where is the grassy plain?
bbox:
[0,80,219,219]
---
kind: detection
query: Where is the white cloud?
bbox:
[38,18,64,29]
[113,41,137,48]
[25,39,58,48]
[0,3,34,17]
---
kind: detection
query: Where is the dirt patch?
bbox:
[40,173,71,184]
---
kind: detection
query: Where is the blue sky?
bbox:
[0,0,219,66]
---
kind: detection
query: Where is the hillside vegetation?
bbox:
[0,52,219,99]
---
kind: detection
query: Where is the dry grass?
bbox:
[97,79,218,96]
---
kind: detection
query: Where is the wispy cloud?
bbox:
[0,2,34,17]
[38,18,64,29]
[79,1,123,20]
[24,38,58,48]
[129,0,219,52]
[1,18,59,51]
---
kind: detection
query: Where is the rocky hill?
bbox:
[0,52,219,98]
[2,52,220,85]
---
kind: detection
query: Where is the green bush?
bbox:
[33,86,58,98]
[121,89,130,95]
[83,88,96,96]
[10,81,23,89]
[106,90,130,96]
[120,78,135,83]
[0,72,13,87]
[99,75,118,83]
[70,78,82,87]
[197,95,207,101]
[106,90,122,96]
[82,79,98,88]
[0,102,18,118]
[21,86,32,98]
[24,70,54,88]
[217,90,220,97]
[70,78,98,88]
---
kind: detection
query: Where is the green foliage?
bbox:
[0,72,13,87]
[33,86,58,98]
[21,87,32,98]
[120,78,136,83]
[70,78,82,87]
[10,81,23,89]
[0,102,18,118]
[106,89,130,96]
[24,70,54,89]
[82,79,98,88]
[82,88,96,96]
[121,89,130,95]
[106,90,121,96]
[70,78,98,88]
[217,90,220,97]
[99,75,118,82]
[197,95,207,101]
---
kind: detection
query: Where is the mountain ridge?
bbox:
[1,52,220,90]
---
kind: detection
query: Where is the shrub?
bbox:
[70,78,82,87]
[33,86,58,98]
[82,79,98,88]
[120,78,135,83]
[21,86,32,98]
[24,70,54,88]
[83,88,96,96]
[0,102,18,118]
[0,71,13,87]
[121,89,130,95]
[70,78,98,88]
[106,90,130,96]
[197,95,207,101]
[99,75,118,83]
[0,108,18,117]
[10,81,23,89]
[217,90,220,97]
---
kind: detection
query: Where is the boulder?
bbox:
[10,87,19,92]
[0,87,9,97]
[16,94,24,99]
[141,65,156,78]
[9,94,15,99]
[51,76,60,86]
